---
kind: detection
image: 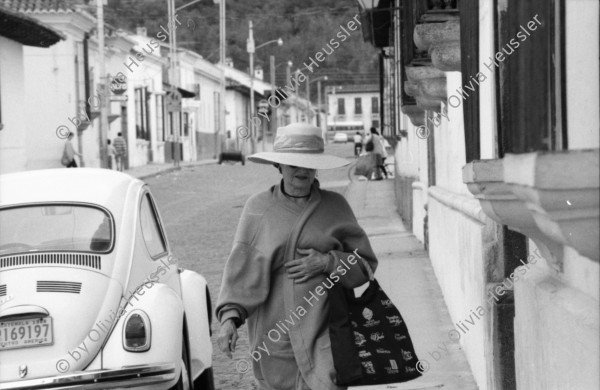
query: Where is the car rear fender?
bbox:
[179,269,213,381]
[100,283,183,389]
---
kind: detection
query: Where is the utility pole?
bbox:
[332,86,337,134]
[168,0,181,167]
[247,20,256,154]
[306,74,310,103]
[97,0,108,168]
[219,0,226,158]
[269,55,275,151]
[306,74,311,123]
[317,79,322,128]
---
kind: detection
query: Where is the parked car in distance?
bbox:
[333,132,349,143]
[0,169,214,390]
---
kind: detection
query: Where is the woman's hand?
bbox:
[217,319,238,359]
[285,248,329,283]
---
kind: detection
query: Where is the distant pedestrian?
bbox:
[354,137,377,179]
[225,130,236,151]
[353,131,363,156]
[366,127,387,179]
[107,140,116,170]
[113,133,127,172]
[61,133,82,168]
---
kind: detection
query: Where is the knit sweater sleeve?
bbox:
[215,194,273,326]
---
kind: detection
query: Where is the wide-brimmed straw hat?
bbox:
[248,123,350,170]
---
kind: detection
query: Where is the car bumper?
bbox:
[0,363,177,390]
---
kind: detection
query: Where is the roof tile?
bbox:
[0,0,79,14]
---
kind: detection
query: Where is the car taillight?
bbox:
[123,311,151,352]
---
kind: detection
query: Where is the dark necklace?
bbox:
[281,183,311,198]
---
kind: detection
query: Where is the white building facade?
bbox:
[326,84,380,134]
[0,5,65,174]
[178,49,222,161]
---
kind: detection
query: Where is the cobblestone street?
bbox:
[145,143,355,389]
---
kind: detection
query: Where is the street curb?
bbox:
[136,166,181,180]
[132,159,219,180]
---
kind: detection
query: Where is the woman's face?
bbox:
[280,164,317,193]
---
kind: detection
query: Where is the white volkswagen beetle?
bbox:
[0,169,214,390]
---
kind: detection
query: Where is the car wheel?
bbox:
[170,358,190,390]
[194,288,215,389]
[194,367,215,390]
[170,329,192,390]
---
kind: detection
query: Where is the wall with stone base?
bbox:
[395,175,416,229]
[514,257,599,389]
[428,187,501,390]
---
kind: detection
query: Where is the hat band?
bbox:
[273,134,324,154]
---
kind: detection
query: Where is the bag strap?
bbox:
[361,257,375,281]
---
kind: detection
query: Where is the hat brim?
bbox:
[248,152,350,170]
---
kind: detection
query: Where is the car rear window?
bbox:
[0,205,113,256]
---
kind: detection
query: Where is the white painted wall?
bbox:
[394,112,427,241]
[116,35,164,168]
[193,69,221,135]
[396,114,420,178]
[428,190,495,390]
[0,37,28,174]
[424,11,494,389]
[479,0,498,159]
[225,89,250,155]
[179,56,199,161]
[515,244,599,389]
[22,36,87,169]
[434,72,468,195]
[182,57,222,161]
[566,0,600,150]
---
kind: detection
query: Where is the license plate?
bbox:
[0,317,53,350]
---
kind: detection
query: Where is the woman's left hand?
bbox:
[285,248,329,283]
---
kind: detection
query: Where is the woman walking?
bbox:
[216,123,379,390]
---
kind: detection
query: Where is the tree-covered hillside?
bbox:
[105,0,379,95]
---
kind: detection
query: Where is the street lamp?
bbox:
[247,20,283,153]
[256,38,283,51]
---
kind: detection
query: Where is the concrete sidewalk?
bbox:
[345,179,478,390]
[124,159,218,180]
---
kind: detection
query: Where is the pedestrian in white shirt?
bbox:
[353,132,363,156]
[61,133,82,168]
